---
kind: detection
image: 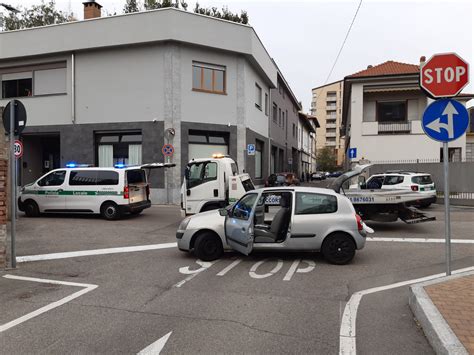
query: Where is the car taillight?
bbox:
[356,214,363,231]
[124,185,129,199]
[146,184,150,199]
[411,185,419,191]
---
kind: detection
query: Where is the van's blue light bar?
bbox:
[114,163,126,168]
[65,163,93,168]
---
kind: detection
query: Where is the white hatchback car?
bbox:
[177,186,373,264]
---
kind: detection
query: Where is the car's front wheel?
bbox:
[24,200,40,217]
[322,233,356,265]
[194,232,223,261]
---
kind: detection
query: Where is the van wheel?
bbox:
[24,201,40,217]
[322,233,356,265]
[101,202,121,220]
[194,232,223,261]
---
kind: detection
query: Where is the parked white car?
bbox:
[177,186,373,264]
[354,171,437,207]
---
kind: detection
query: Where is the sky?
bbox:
[4,0,473,110]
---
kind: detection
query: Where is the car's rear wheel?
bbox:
[24,200,40,217]
[194,232,223,261]
[322,233,356,265]
[101,202,121,221]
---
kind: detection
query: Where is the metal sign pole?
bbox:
[443,142,451,276]
[9,101,16,269]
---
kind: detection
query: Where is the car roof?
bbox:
[51,167,142,171]
[254,186,338,195]
[374,172,431,176]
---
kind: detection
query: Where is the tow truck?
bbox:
[330,165,436,224]
[181,155,255,215]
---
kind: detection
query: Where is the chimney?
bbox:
[83,0,102,20]
[419,56,426,66]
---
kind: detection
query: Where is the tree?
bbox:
[193,3,248,24]
[317,147,337,172]
[143,0,188,11]
[123,0,140,13]
[3,0,75,31]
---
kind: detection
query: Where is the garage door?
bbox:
[188,144,228,160]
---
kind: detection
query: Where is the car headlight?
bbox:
[178,217,191,231]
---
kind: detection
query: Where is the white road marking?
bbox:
[17,243,178,263]
[216,258,243,276]
[339,266,474,355]
[174,260,217,288]
[283,259,316,281]
[137,331,172,355]
[368,237,474,244]
[0,275,98,333]
[249,259,283,279]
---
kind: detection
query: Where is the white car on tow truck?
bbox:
[177,186,373,264]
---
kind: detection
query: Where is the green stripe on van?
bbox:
[23,190,123,196]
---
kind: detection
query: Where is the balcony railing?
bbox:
[326,106,337,110]
[326,132,337,138]
[326,96,337,102]
[377,121,412,134]
[326,140,336,146]
[326,124,337,129]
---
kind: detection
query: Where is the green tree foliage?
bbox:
[317,147,337,172]
[3,0,74,31]
[123,0,140,13]
[143,0,188,11]
[193,3,248,24]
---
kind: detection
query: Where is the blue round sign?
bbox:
[422,98,469,142]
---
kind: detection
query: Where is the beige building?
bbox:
[310,80,345,166]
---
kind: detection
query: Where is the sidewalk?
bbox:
[409,272,474,355]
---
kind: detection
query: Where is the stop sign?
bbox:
[420,53,469,98]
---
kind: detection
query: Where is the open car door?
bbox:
[224,192,260,255]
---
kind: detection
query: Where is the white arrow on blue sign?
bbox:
[422,99,469,142]
[247,144,256,155]
[348,148,357,159]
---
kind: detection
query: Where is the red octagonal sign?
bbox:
[420,53,469,98]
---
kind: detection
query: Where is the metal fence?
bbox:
[377,122,412,134]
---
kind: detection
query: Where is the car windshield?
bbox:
[412,175,433,185]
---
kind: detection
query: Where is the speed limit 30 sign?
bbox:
[14,140,23,159]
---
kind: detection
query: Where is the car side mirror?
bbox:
[219,208,229,217]
[360,183,367,189]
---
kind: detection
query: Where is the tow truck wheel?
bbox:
[322,233,356,265]
[24,200,40,217]
[101,202,121,221]
[194,232,223,261]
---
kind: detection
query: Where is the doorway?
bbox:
[20,134,60,185]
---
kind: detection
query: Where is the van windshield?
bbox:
[127,169,146,185]
[186,162,217,188]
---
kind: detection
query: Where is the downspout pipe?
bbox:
[71,52,75,124]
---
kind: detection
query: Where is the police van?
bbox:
[18,163,174,220]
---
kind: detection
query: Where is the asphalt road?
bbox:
[0,201,473,354]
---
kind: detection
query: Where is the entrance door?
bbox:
[225,192,260,255]
[35,170,67,211]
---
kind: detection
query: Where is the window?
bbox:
[440,147,462,162]
[232,193,258,220]
[255,83,262,109]
[411,175,433,185]
[255,140,263,179]
[186,161,218,188]
[69,170,98,186]
[192,62,226,94]
[295,192,337,214]
[377,101,407,122]
[34,68,66,95]
[273,103,278,123]
[383,175,404,185]
[188,130,229,159]
[292,123,296,138]
[2,78,32,98]
[37,170,66,187]
[127,169,147,185]
[97,171,119,185]
[282,111,285,129]
[96,132,142,167]
[264,93,269,116]
[279,108,282,126]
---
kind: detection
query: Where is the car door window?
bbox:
[37,170,66,187]
[295,192,337,214]
[232,193,258,220]
[383,175,404,185]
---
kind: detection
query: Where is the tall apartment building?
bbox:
[310,80,345,166]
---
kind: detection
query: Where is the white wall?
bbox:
[75,45,164,124]
[180,46,237,125]
[244,62,269,137]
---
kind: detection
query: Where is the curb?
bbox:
[408,272,473,355]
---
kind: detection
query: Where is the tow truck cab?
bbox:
[181,155,255,215]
